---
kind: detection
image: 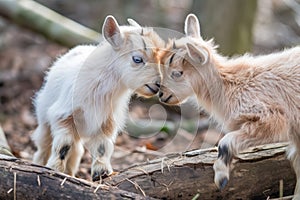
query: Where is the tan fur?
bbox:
[101,115,114,136]
[158,14,300,198]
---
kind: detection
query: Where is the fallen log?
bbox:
[0,155,153,200]
[0,143,295,199]
[106,143,295,200]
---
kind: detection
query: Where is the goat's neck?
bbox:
[76,44,131,109]
[191,60,227,121]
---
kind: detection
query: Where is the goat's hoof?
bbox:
[218,177,228,190]
[92,169,111,182]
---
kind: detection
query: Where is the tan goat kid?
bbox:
[159,14,300,198]
[32,15,164,181]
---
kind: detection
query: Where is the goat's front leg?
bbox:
[214,129,287,189]
[213,130,241,189]
[32,124,52,166]
[85,135,114,182]
[214,109,288,190]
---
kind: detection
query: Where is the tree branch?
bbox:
[0,0,100,47]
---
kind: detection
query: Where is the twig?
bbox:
[192,193,200,200]
[60,177,67,186]
[37,175,41,186]
[269,195,294,200]
[125,178,146,197]
[132,167,149,176]
[93,184,108,193]
[13,172,16,200]
[161,157,165,174]
[7,188,13,194]
[160,180,174,192]
[279,179,283,199]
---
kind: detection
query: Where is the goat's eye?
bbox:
[132,56,144,64]
[171,71,183,79]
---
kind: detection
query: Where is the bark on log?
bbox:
[0,143,295,200]
[0,0,100,47]
[0,155,153,200]
[106,143,295,200]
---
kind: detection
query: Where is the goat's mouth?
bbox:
[160,94,173,103]
[135,83,159,98]
[145,84,159,94]
[159,93,180,105]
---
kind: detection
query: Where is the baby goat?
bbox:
[32,15,164,181]
[159,14,300,198]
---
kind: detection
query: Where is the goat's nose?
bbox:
[159,91,163,98]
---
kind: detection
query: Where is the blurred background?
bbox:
[0,0,299,180]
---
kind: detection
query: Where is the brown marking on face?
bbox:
[137,29,166,66]
[158,40,180,66]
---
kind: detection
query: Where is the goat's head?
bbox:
[158,14,217,105]
[103,16,164,97]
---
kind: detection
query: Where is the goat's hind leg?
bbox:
[32,124,52,165]
[289,145,300,200]
[288,130,300,200]
[46,121,76,174]
[65,140,84,176]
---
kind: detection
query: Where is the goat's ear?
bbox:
[127,18,141,28]
[186,43,208,64]
[184,14,201,38]
[102,15,123,49]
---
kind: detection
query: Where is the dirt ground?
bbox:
[0,1,299,182]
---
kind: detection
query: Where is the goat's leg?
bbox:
[290,147,300,200]
[65,141,84,176]
[214,128,287,189]
[85,135,114,182]
[213,130,242,189]
[32,124,52,165]
[46,123,75,174]
[288,129,300,200]
[214,109,288,189]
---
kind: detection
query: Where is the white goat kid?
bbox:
[32,15,164,181]
[159,14,300,198]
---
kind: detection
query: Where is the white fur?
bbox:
[32,16,164,179]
